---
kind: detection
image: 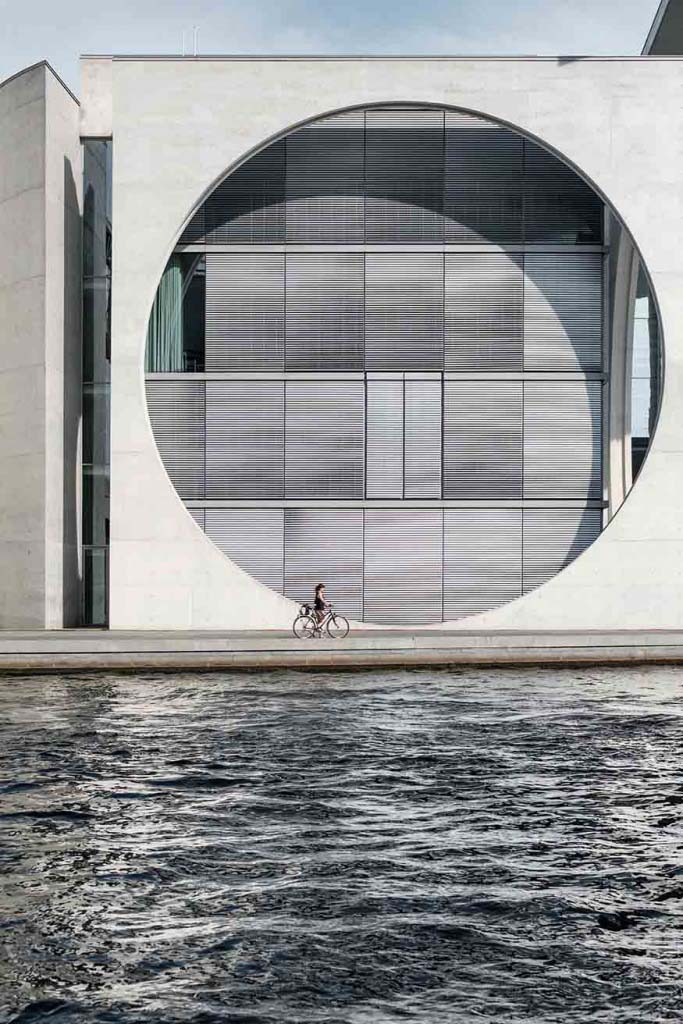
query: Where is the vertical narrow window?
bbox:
[365,376,404,498]
[82,140,112,626]
[631,267,660,478]
[404,376,442,498]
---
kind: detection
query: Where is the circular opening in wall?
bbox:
[144,104,661,626]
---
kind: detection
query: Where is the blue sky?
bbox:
[0,0,663,94]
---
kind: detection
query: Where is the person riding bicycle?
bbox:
[314,583,330,625]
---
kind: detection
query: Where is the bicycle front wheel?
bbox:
[326,614,349,639]
[293,614,316,639]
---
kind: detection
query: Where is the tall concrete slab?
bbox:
[0,63,81,627]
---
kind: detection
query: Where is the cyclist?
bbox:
[314,583,330,625]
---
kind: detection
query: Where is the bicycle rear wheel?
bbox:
[293,614,316,639]
[326,614,349,639]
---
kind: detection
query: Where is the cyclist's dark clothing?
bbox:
[314,597,326,613]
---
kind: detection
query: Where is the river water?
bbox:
[1,667,683,1023]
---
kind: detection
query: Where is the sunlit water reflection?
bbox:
[1,667,683,1023]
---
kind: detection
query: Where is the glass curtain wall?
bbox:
[82,141,112,625]
[631,266,661,478]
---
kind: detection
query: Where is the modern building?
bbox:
[0,2,679,630]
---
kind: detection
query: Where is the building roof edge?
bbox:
[78,52,683,62]
[643,0,673,54]
[0,60,79,105]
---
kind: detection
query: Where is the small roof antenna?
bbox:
[193,26,199,56]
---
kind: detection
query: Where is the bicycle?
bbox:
[292,602,349,640]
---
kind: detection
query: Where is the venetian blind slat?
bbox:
[363,510,443,624]
[205,142,286,244]
[205,253,285,370]
[286,111,365,242]
[365,107,444,242]
[205,509,284,593]
[443,509,522,619]
[285,253,364,369]
[365,377,404,498]
[523,381,602,498]
[444,381,523,498]
[445,252,523,370]
[524,140,603,245]
[205,381,284,498]
[523,507,602,594]
[404,377,442,498]
[285,381,365,497]
[444,111,523,244]
[524,252,603,371]
[284,509,364,620]
[146,380,205,499]
[365,253,444,369]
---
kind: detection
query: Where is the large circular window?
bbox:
[145,105,660,624]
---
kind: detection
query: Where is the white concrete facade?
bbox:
[0,63,81,628]
[77,54,683,631]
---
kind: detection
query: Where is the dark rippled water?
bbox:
[2,667,683,1023]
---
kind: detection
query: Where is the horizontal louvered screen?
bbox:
[205,253,284,370]
[445,252,523,370]
[158,106,610,624]
[205,509,284,593]
[205,143,285,244]
[524,253,603,371]
[365,108,444,242]
[286,111,365,242]
[284,509,364,620]
[524,381,602,498]
[444,112,523,244]
[364,510,443,624]
[285,381,365,497]
[443,510,522,619]
[179,108,605,249]
[365,253,444,369]
[523,508,602,594]
[205,381,284,498]
[146,380,205,498]
[444,381,523,497]
[524,140,603,245]
[366,377,404,499]
[404,377,442,498]
[285,253,364,369]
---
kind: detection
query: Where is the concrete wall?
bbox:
[0,63,81,627]
[81,54,683,630]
